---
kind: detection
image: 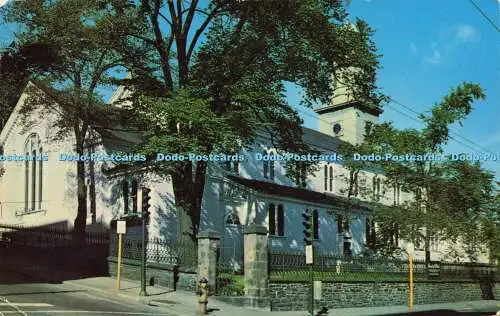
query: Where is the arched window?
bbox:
[31,150,36,210]
[269,151,275,181]
[313,209,319,239]
[263,150,268,179]
[24,153,29,211]
[365,218,376,249]
[324,165,328,190]
[38,147,43,209]
[277,204,284,236]
[268,203,285,237]
[268,203,275,235]
[122,180,129,214]
[123,178,139,215]
[24,134,42,211]
[329,166,333,192]
[131,179,138,213]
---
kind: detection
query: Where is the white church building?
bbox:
[0,80,490,266]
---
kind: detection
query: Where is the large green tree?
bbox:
[362,83,493,262]
[4,0,135,238]
[110,0,386,243]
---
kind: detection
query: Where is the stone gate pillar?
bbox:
[244,224,269,307]
[197,230,220,294]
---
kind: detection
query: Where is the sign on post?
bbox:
[427,261,441,279]
[305,245,313,264]
[117,220,126,234]
[116,220,126,290]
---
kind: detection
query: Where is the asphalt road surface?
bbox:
[0,270,173,316]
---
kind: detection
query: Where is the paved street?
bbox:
[0,267,499,316]
[0,270,172,316]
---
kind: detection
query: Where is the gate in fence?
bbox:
[215,245,244,296]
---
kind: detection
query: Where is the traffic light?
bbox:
[302,210,313,245]
[141,187,151,220]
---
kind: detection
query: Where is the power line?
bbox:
[389,98,496,155]
[467,0,500,32]
[384,103,497,158]
[293,101,497,158]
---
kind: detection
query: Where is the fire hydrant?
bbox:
[197,277,209,315]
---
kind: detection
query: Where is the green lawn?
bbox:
[215,271,493,290]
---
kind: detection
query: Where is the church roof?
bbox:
[301,126,344,152]
[226,174,373,212]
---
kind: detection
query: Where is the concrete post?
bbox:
[197,230,220,294]
[244,224,269,306]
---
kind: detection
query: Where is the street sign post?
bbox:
[116,220,126,290]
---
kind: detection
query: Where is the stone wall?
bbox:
[107,257,197,292]
[269,281,492,311]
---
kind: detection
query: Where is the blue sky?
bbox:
[1,0,498,180]
[289,0,500,181]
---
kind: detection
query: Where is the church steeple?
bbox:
[314,67,382,145]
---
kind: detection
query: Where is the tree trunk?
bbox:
[73,130,87,245]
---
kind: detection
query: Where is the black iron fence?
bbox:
[108,235,198,269]
[269,250,499,282]
[0,223,110,278]
[0,223,109,247]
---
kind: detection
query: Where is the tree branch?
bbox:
[152,0,173,89]
[186,1,228,62]
[182,0,198,37]
[177,0,183,32]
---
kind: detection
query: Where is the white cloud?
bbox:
[423,42,441,65]
[455,24,477,42]
[409,42,418,56]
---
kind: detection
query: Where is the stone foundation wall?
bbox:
[269,281,492,311]
[107,257,197,292]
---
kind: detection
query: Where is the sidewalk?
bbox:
[64,276,500,316]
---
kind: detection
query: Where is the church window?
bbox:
[324,165,327,190]
[263,149,276,181]
[24,134,42,211]
[38,147,43,209]
[24,153,29,211]
[393,183,400,205]
[268,203,275,235]
[294,162,307,188]
[277,204,284,236]
[131,179,138,213]
[365,218,376,249]
[313,209,319,239]
[269,153,275,181]
[263,150,268,179]
[122,180,129,214]
[329,166,333,192]
[268,203,285,237]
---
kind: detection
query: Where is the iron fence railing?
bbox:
[269,250,498,282]
[0,223,109,248]
[108,235,198,269]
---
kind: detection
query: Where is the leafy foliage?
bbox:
[109,0,386,240]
